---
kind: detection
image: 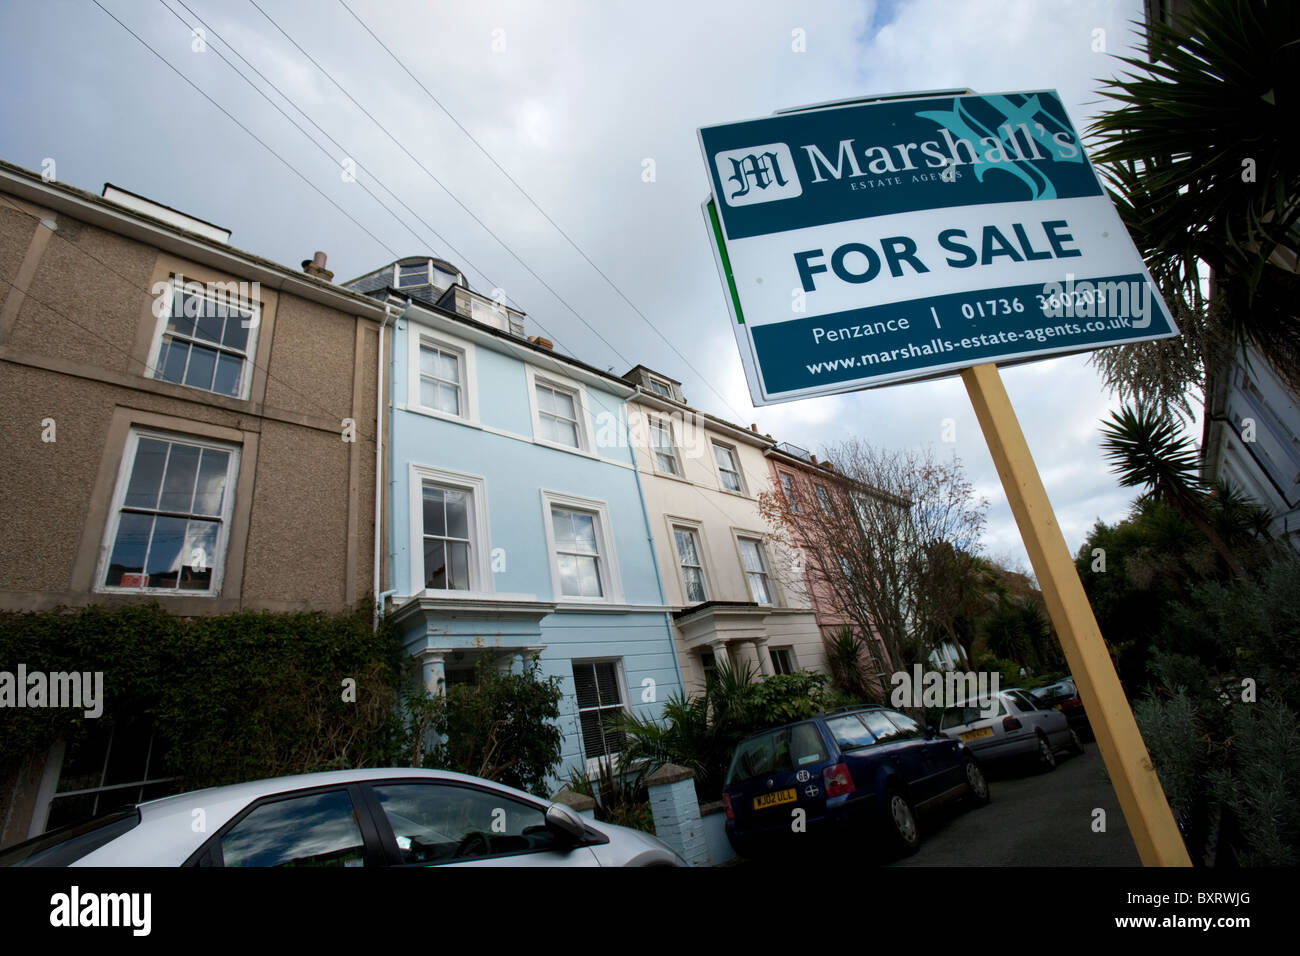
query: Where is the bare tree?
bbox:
[760,440,988,684]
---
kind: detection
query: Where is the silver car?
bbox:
[939,688,1083,770]
[0,767,685,867]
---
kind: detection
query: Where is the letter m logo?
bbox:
[713,143,802,207]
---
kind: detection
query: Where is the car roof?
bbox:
[134,766,511,818]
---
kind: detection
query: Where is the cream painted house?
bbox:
[622,366,829,692]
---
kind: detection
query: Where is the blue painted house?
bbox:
[347,257,684,783]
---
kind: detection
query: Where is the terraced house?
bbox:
[0,160,386,844]
[622,366,830,692]
[346,259,684,780]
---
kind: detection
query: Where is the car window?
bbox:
[1011,691,1045,712]
[883,710,923,738]
[941,699,1004,729]
[0,810,140,867]
[219,789,366,867]
[727,723,829,784]
[370,783,556,864]
[826,714,877,751]
[860,710,902,742]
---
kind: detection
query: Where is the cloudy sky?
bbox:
[0,0,1179,575]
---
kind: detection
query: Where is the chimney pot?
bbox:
[313,251,327,268]
[301,252,334,281]
[750,424,758,433]
[810,454,818,464]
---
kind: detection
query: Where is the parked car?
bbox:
[939,688,1083,772]
[0,768,685,867]
[1031,677,1092,739]
[722,706,989,860]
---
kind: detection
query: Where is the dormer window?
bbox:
[397,261,430,287]
[648,378,673,399]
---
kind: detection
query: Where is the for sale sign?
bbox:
[698,90,1178,405]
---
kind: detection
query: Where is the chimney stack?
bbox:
[810,454,818,465]
[528,335,554,351]
[302,251,334,281]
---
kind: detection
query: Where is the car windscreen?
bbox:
[0,809,140,866]
[725,723,828,785]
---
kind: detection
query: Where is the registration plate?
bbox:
[753,788,797,810]
[961,727,993,741]
[1054,704,1063,710]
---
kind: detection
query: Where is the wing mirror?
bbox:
[545,803,588,843]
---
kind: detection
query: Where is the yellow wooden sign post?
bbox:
[961,361,1191,866]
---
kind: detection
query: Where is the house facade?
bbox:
[764,441,893,678]
[622,367,830,693]
[0,161,386,843]
[346,264,684,781]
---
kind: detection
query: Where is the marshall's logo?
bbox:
[713,143,802,207]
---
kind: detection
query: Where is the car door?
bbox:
[859,709,934,802]
[361,780,600,867]
[883,709,959,801]
[1009,690,1066,745]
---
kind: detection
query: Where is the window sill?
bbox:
[396,403,480,428]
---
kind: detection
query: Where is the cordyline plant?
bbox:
[1087,0,1300,410]
[758,438,988,683]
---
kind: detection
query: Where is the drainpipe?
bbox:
[374,296,411,629]
[629,386,687,699]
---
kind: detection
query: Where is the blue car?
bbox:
[722,706,990,859]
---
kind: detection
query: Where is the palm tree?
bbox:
[1088,0,1300,402]
[1099,404,1247,577]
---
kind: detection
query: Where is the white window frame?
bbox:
[712,441,746,494]
[669,520,710,604]
[540,491,623,604]
[735,533,776,606]
[647,376,673,399]
[94,427,241,597]
[144,275,261,401]
[648,416,683,477]
[408,464,493,597]
[571,658,631,777]
[395,260,431,288]
[406,324,479,424]
[816,484,833,512]
[525,366,596,455]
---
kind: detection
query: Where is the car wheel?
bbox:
[884,787,921,856]
[1035,732,1057,772]
[964,758,990,806]
[1068,728,1085,755]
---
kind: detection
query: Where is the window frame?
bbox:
[525,366,596,455]
[712,441,746,494]
[670,522,709,604]
[144,275,261,401]
[770,647,795,675]
[408,465,493,596]
[779,471,801,512]
[406,325,479,425]
[395,260,431,288]
[540,491,623,604]
[647,376,674,399]
[648,415,683,477]
[94,427,241,597]
[735,533,775,606]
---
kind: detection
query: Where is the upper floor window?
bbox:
[98,429,239,595]
[408,328,477,423]
[713,442,745,493]
[647,378,673,399]
[419,344,462,416]
[543,492,622,603]
[148,277,259,400]
[673,525,708,602]
[738,536,774,605]
[780,472,801,511]
[410,466,490,595]
[649,418,682,476]
[397,261,430,287]
[816,485,832,512]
